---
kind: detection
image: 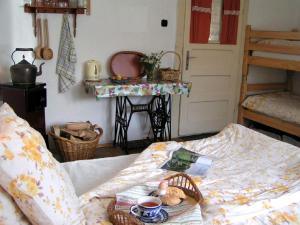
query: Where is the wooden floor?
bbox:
[95,145,141,158]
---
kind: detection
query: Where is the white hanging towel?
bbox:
[56,14,77,93]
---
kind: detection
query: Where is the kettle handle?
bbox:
[11,48,36,65]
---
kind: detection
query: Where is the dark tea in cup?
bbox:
[141,202,159,207]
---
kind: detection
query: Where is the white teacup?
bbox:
[130,196,162,219]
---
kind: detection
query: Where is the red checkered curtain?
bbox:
[220,0,240,44]
[190,0,213,43]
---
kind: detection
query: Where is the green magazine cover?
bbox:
[161,148,212,176]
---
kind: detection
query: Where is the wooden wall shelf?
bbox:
[24,3,86,37]
[24,4,85,14]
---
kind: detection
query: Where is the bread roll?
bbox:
[160,194,181,206]
[166,187,186,199]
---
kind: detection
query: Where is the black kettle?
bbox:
[10,48,45,86]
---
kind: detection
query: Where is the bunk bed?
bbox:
[238,25,300,137]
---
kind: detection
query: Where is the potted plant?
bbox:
[140,51,163,82]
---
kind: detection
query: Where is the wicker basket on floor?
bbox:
[49,127,103,162]
[107,173,204,225]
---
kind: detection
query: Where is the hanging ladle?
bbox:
[35,18,43,60]
[42,18,53,60]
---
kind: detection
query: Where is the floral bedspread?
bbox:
[242,91,300,125]
[84,79,192,99]
[80,124,300,225]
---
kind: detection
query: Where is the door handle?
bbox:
[185,50,197,71]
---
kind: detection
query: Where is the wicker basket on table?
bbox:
[159,51,182,82]
[49,127,103,162]
[107,173,204,225]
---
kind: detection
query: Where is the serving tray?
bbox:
[110,51,145,79]
[107,173,204,225]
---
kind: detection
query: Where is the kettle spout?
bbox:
[37,62,45,76]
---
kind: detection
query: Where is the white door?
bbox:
[179,0,247,136]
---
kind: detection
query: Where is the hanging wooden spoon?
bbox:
[42,19,53,60]
[35,18,43,59]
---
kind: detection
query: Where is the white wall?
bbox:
[0,1,13,83]
[248,0,299,31]
[2,0,299,143]
[247,0,300,91]
[0,0,178,143]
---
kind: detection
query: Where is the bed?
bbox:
[1,102,300,224]
[74,123,300,224]
[238,25,300,137]
[2,102,300,225]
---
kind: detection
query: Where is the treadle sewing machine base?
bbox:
[114,95,171,154]
[84,79,192,153]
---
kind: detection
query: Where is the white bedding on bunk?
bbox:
[78,124,300,225]
[253,51,300,61]
[242,91,300,125]
[62,154,139,196]
[258,39,300,47]
[253,39,300,61]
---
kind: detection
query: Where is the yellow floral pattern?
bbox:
[80,124,300,225]
[0,186,30,225]
[3,148,14,160]
[0,103,86,225]
[22,135,43,163]
[8,175,40,201]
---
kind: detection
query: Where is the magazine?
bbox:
[161,148,212,176]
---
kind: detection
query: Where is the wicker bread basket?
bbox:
[159,51,182,81]
[49,127,103,162]
[107,173,204,225]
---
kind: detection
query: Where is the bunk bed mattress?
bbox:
[258,39,300,47]
[242,91,300,125]
[253,51,300,61]
[79,124,300,224]
[253,39,300,61]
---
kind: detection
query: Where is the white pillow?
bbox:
[0,186,30,225]
[0,103,86,225]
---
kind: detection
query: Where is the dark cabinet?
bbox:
[0,83,47,142]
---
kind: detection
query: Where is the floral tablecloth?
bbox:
[84,79,192,99]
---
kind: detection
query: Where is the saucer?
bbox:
[131,208,168,224]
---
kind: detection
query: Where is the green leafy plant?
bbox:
[140,51,164,69]
[140,51,164,81]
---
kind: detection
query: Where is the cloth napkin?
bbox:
[56,14,77,93]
